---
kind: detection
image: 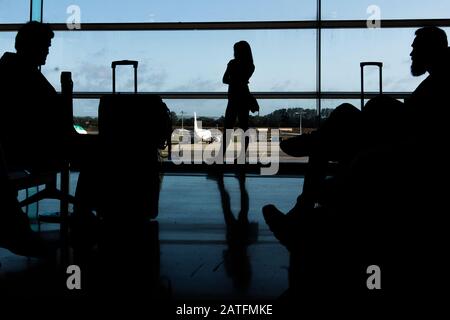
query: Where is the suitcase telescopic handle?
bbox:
[360,62,383,68]
[112,60,139,94]
[360,62,383,109]
[112,60,139,68]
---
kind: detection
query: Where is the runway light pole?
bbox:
[295,111,303,135]
[181,110,184,130]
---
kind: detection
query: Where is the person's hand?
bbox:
[250,105,259,113]
[61,71,73,95]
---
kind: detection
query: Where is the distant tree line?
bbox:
[74,108,336,132]
[73,116,98,132]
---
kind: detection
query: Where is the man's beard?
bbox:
[411,60,427,76]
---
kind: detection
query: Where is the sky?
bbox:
[1,0,450,117]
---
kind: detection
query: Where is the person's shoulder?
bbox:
[0,53,21,86]
[0,52,18,69]
[413,75,433,93]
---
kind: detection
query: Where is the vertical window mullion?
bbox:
[316,0,322,125]
[30,0,43,22]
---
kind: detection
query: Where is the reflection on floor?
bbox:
[0,174,303,301]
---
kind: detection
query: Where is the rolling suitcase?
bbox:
[360,62,383,109]
[98,60,171,220]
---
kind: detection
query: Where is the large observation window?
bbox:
[322,0,450,20]
[42,30,316,94]
[0,32,15,53]
[2,0,449,133]
[43,0,317,23]
[321,28,426,93]
[0,0,29,23]
[321,27,450,92]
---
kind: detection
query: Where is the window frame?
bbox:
[1,0,449,119]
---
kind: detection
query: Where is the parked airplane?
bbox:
[74,124,88,134]
[194,112,221,143]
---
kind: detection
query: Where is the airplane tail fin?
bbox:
[194,112,199,131]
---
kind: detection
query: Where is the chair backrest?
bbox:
[1,140,57,191]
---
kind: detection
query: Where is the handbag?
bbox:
[248,93,260,113]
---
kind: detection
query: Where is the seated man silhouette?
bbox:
[264,27,449,299]
[263,26,449,251]
[0,21,74,172]
[0,22,99,246]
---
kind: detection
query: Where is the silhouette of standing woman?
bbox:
[222,41,255,159]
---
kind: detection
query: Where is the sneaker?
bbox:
[280,132,319,157]
[262,205,296,251]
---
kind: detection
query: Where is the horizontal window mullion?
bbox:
[321,19,450,29]
[71,92,412,100]
[1,19,450,32]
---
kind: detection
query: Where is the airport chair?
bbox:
[5,72,74,234]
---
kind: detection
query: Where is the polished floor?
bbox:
[0,174,304,301]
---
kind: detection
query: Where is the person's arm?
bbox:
[222,60,233,85]
[248,64,255,81]
[237,63,254,85]
[245,64,255,84]
[222,66,230,85]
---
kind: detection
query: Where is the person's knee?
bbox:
[326,103,361,128]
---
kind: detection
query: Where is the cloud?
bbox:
[92,47,107,58]
[169,77,222,92]
[126,63,168,91]
[73,62,110,92]
[270,80,294,91]
[385,75,424,92]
